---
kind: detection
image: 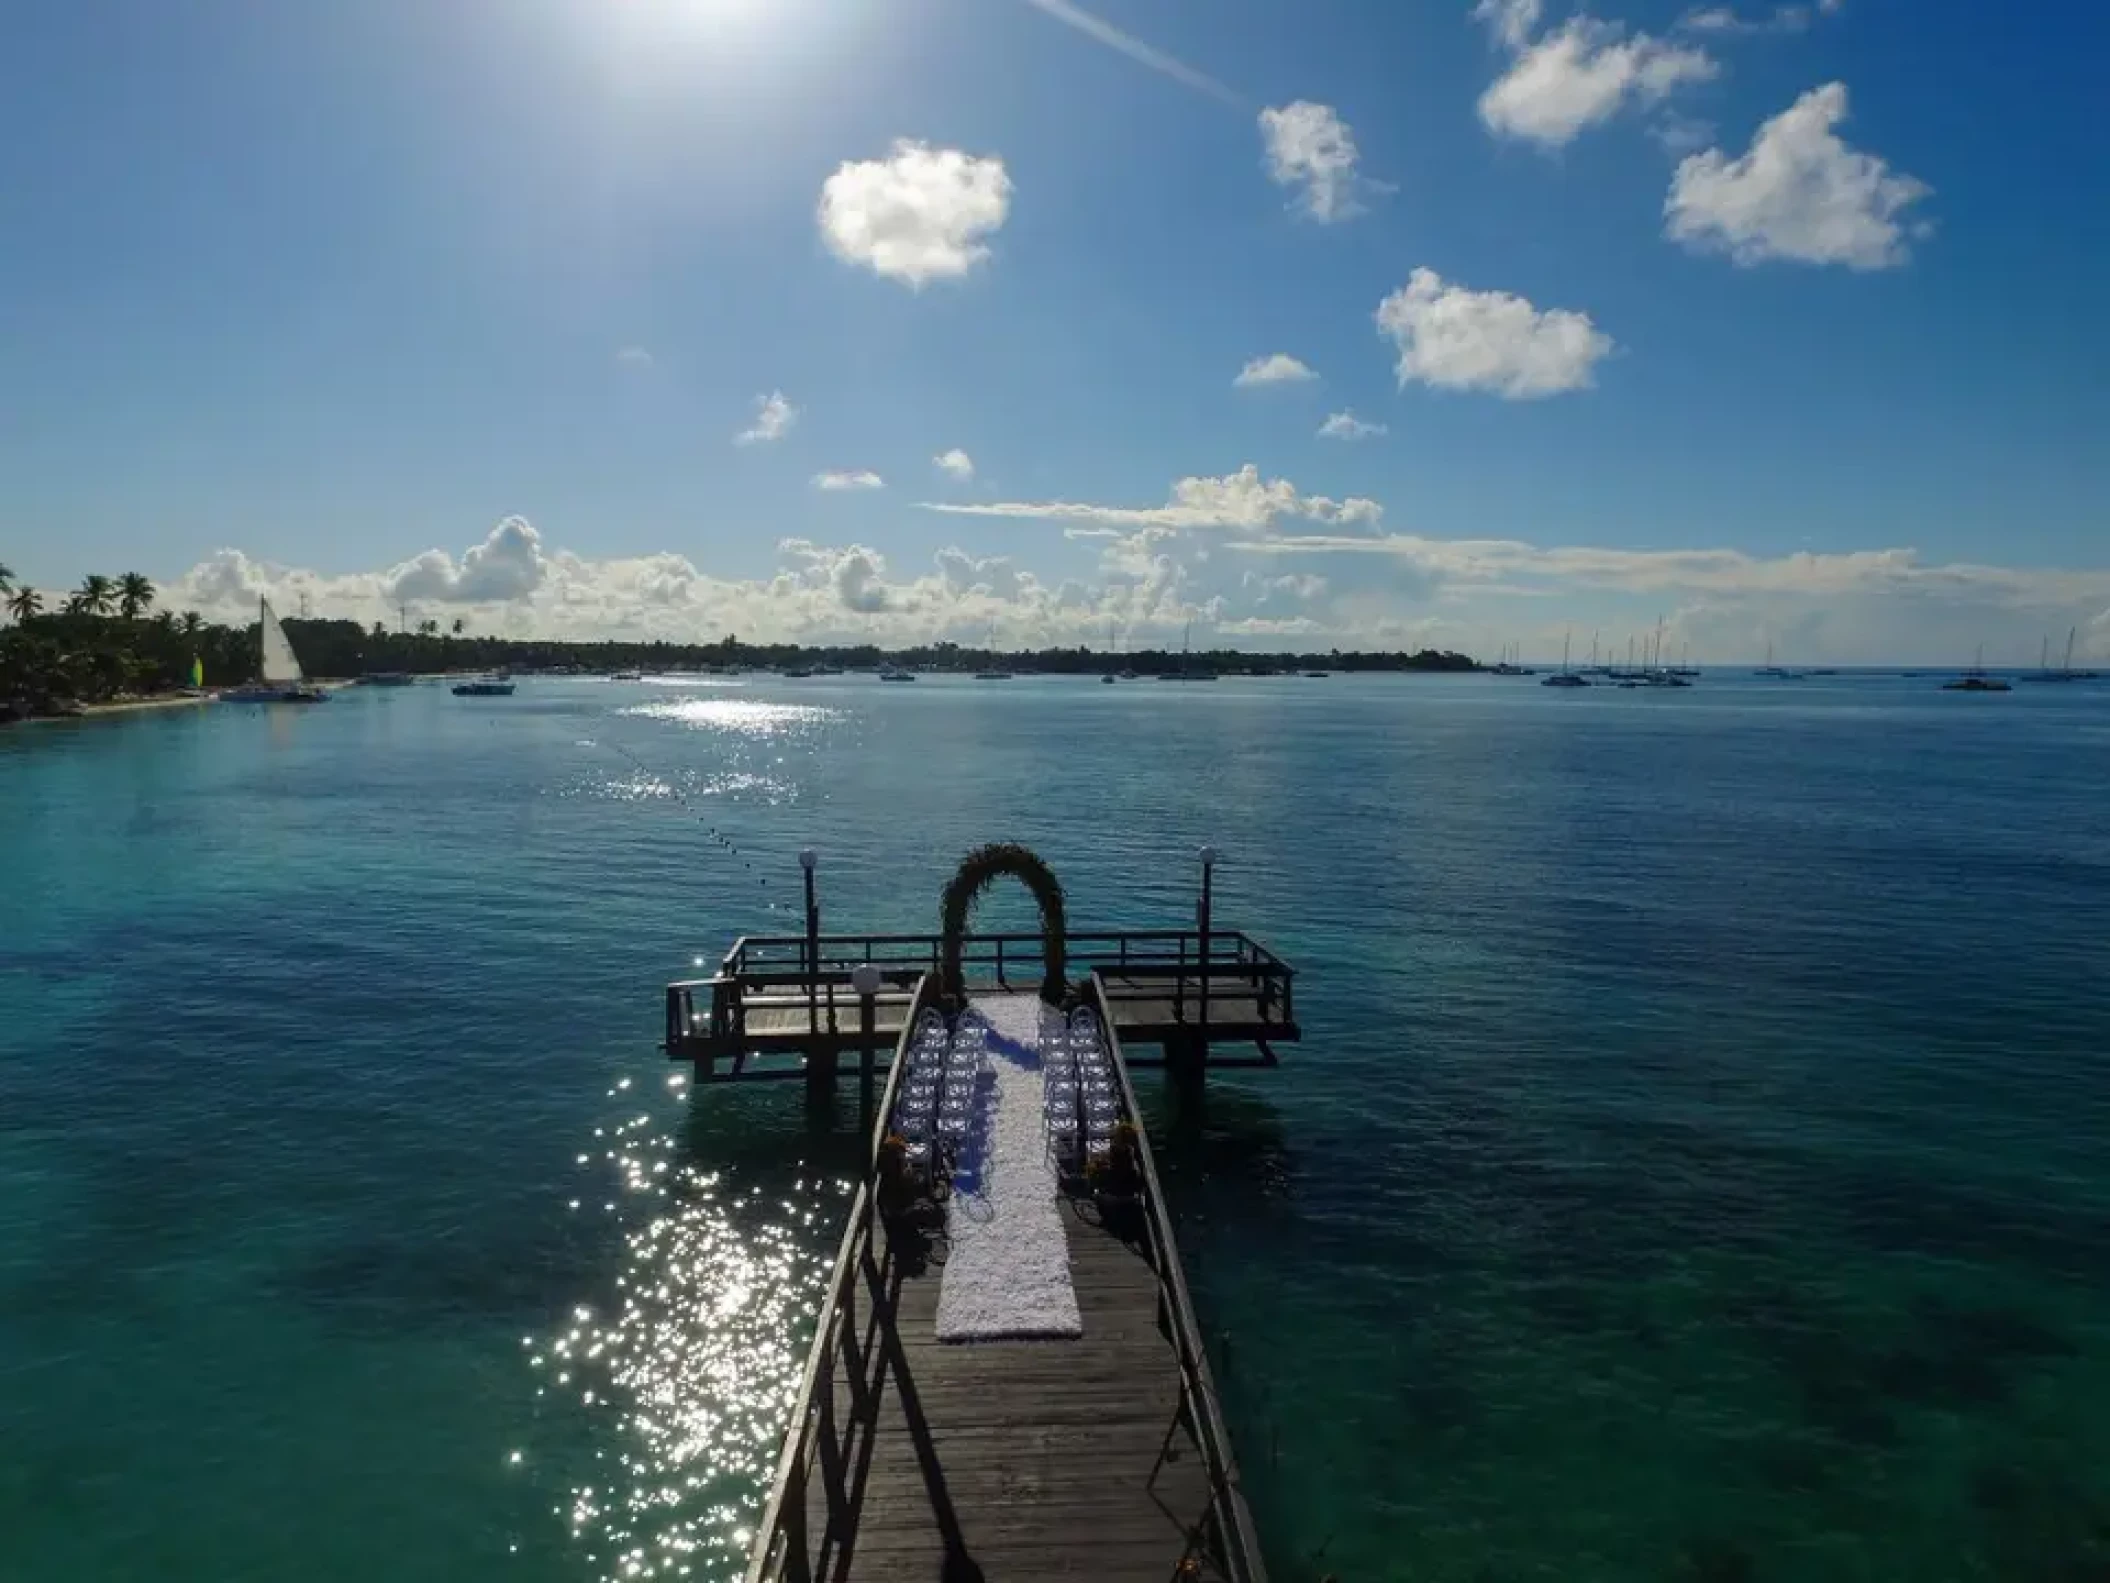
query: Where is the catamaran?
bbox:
[221,598,326,703]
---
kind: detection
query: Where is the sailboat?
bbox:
[1542,632,1590,687]
[1489,641,1535,677]
[1157,620,1218,681]
[1942,646,2012,692]
[221,598,326,703]
[2018,627,2100,683]
[1755,639,1802,679]
[973,623,1013,680]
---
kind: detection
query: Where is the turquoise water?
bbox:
[4,675,2108,1582]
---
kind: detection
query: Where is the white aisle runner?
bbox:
[933,994,1083,1342]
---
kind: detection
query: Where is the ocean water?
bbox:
[3,674,2108,1582]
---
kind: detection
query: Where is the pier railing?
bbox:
[666,929,1295,1060]
[1089,973,1269,1583]
[742,971,937,1583]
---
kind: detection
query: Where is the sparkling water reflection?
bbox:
[543,1079,854,1583]
[620,699,839,738]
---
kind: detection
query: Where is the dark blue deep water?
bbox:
[4,674,2108,1581]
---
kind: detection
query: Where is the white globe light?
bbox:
[799,848,818,871]
[851,964,883,997]
[1198,845,1220,867]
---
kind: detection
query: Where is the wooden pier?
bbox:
[672,847,1290,1582]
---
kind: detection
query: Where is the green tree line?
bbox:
[1,567,240,718]
[2,561,1478,720]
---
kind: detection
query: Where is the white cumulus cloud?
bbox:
[1234,353,1319,388]
[813,470,886,491]
[1666,83,1933,269]
[933,448,975,481]
[734,391,799,446]
[779,538,896,613]
[1319,411,1388,440]
[1479,18,1717,148]
[386,516,549,605]
[817,140,1012,288]
[1377,268,1614,399]
[936,547,1025,599]
[1259,101,1376,223]
[146,511,2110,663]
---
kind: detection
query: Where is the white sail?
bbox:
[259,599,305,686]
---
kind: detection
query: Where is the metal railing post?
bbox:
[800,849,820,1039]
[1198,845,1217,1047]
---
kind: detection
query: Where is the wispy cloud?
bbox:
[1226,532,2110,609]
[1676,2,1841,33]
[920,465,1380,533]
[1019,0,1241,105]
[1319,411,1388,440]
[1259,102,1384,222]
[813,470,886,491]
[735,391,799,445]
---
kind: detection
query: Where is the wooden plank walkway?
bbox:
[804,1202,1224,1583]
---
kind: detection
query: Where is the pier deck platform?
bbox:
[666,929,1298,1081]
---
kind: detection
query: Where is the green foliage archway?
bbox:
[939,842,1069,1008]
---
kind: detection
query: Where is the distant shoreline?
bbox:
[5,693,213,727]
[2,681,363,728]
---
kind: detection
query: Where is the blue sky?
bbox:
[3,0,2106,661]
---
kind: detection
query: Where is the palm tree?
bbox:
[0,562,13,597]
[7,586,41,623]
[118,572,156,620]
[71,574,115,616]
[451,617,466,636]
[178,611,203,639]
